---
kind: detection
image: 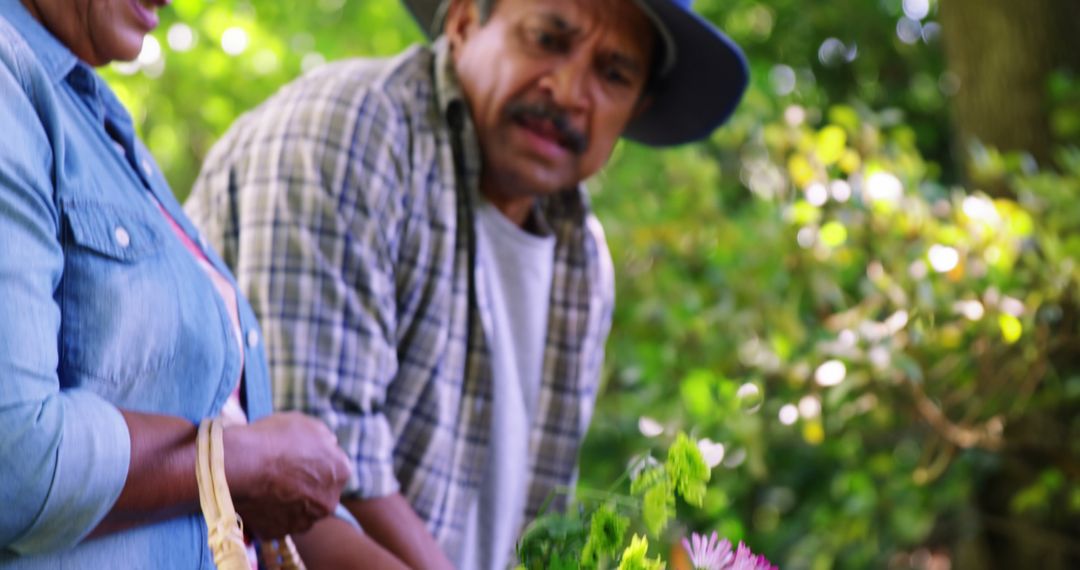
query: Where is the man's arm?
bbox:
[342,495,455,570]
[292,515,409,570]
[292,496,455,570]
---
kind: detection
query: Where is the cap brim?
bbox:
[401,0,749,147]
[624,0,749,146]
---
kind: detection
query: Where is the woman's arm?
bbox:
[0,49,128,554]
[91,410,351,541]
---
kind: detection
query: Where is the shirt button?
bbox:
[114,226,131,248]
[198,233,208,251]
[246,330,259,349]
[141,158,153,177]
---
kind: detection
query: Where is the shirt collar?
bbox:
[0,2,135,149]
[432,36,462,120]
[432,36,483,200]
[0,1,140,174]
[0,0,79,84]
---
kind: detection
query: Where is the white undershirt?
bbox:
[458,201,555,570]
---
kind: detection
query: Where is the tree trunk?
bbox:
[938,6,1080,568]
[939,0,1080,188]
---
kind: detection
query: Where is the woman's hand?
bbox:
[224,412,351,539]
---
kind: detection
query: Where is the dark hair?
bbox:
[438,0,495,31]
[642,32,668,100]
[477,0,495,21]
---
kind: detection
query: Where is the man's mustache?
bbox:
[506,100,589,155]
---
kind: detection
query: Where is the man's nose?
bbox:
[539,52,591,113]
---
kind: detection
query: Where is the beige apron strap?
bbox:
[196,418,308,570]
[196,418,250,570]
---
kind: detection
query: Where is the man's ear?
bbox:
[445,0,481,54]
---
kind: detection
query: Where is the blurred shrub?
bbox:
[101,0,1079,567]
[586,76,1080,567]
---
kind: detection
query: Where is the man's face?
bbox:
[23,0,167,66]
[449,0,656,198]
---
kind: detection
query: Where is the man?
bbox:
[185,0,747,567]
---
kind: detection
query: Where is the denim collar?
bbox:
[0,2,139,156]
[0,0,79,84]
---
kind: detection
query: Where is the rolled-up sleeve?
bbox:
[0,45,131,555]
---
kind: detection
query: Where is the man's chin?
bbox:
[514,171,579,197]
[485,159,580,198]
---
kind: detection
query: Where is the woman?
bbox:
[0,0,353,566]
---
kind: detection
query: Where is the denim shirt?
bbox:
[0,3,272,567]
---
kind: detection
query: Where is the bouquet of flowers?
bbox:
[515,432,777,570]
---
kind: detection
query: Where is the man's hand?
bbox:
[225,412,352,539]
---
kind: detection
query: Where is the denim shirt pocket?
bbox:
[65,200,162,261]
[58,199,182,401]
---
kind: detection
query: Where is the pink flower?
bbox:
[681,531,733,570]
[727,541,778,570]
[681,533,778,570]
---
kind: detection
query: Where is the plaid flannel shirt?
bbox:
[185,39,615,556]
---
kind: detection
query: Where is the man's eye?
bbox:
[602,66,631,87]
[531,29,565,52]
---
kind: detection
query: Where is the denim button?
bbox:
[114,226,131,248]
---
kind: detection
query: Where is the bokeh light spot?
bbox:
[167,23,194,52]
[137,35,161,66]
[221,27,249,56]
[637,416,664,438]
[779,404,799,425]
[736,382,764,414]
[928,244,960,273]
[815,360,847,387]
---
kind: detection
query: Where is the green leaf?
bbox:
[666,432,711,507]
[617,534,665,570]
[581,504,630,568]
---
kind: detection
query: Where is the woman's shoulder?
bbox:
[0,16,43,94]
[0,16,61,202]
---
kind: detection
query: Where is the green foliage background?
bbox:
[103,0,1080,567]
